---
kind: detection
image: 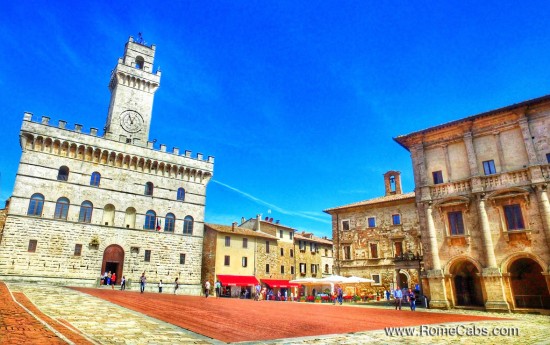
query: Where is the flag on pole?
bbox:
[156,218,161,231]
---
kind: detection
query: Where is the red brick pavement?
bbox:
[74,287,510,343]
[0,282,93,345]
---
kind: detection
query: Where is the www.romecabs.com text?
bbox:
[385,324,519,337]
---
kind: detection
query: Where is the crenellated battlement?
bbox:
[23,112,215,164]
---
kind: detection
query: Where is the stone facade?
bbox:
[294,231,334,279]
[325,171,422,295]
[0,37,214,295]
[394,94,550,311]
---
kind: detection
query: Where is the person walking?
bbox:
[408,289,416,311]
[204,280,211,298]
[215,280,221,298]
[110,272,116,290]
[140,272,147,293]
[385,289,390,301]
[174,278,179,295]
[120,276,126,290]
[254,283,261,301]
[394,286,403,310]
[158,280,163,293]
[337,286,343,305]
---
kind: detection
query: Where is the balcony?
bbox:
[430,179,471,199]
[480,169,530,191]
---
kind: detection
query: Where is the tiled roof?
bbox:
[323,192,416,213]
[294,233,333,245]
[205,223,278,240]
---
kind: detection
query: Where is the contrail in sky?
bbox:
[211,179,330,224]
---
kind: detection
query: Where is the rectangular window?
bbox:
[342,220,350,231]
[448,211,465,235]
[266,241,270,253]
[144,250,151,262]
[279,229,283,238]
[392,214,401,225]
[372,274,381,285]
[224,255,230,266]
[290,249,294,257]
[225,236,230,247]
[300,263,306,274]
[483,160,496,175]
[242,256,247,267]
[370,243,378,259]
[547,153,550,163]
[280,265,285,274]
[504,204,525,230]
[291,266,295,274]
[367,217,376,228]
[28,240,37,252]
[242,238,248,249]
[74,244,82,256]
[432,170,443,184]
[311,264,317,274]
[343,245,351,260]
[289,231,293,240]
[299,240,305,251]
[394,242,403,257]
[180,253,186,265]
[266,264,270,274]
[280,248,284,256]
[310,242,316,252]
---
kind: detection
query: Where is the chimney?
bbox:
[232,222,237,231]
[255,214,261,231]
[241,217,245,224]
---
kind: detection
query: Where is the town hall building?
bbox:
[0,37,214,295]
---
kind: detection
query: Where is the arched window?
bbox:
[102,204,115,226]
[145,182,154,196]
[54,197,70,219]
[27,193,44,216]
[135,56,144,69]
[176,187,185,201]
[144,210,156,230]
[165,213,175,232]
[183,215,194,234]
[57,166,69,181]
[125,207,136,228]
[78,201,93,223]
[90,172,101,186]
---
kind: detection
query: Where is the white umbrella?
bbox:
[318,275,347,283]
[289,277,322,284]
[342,276,375,284]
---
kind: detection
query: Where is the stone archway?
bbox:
[509,258,550,309]
[450,260,483,307]
[101,244,124,285]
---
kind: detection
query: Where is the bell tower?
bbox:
[104,36,161,145]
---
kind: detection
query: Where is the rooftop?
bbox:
[323,191,416,213]
[205,223,278,240]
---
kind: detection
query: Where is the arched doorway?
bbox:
[101,245,124,285]
[398,272,409,289]
[451,261,483,306]
[509,258,550,309]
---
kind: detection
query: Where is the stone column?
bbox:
[423,202,449,309]
[425,203,442,270]
[494,132,506,173]
[464,131,483,193]
[442,144,452,181]
[518,116,539,165]
[477,194,511,312]
[477,195,497,268]
[536,184,550,248]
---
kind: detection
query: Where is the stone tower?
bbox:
[104,36,161,145]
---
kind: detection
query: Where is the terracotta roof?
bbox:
[294,233,333,245]
[205,223,278,240]
[393,94,550,150]
[323,192,416,213]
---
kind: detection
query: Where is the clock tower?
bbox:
[104,36,161,145]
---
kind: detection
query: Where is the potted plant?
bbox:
[306,295,314,302]
[299,296,306,302]
[315,295,322,303]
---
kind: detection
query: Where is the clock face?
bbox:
[120,110,144,133]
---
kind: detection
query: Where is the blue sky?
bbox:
[1,2,549,238]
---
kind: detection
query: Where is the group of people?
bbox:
[393,286,417,311]
[101,271,123,290]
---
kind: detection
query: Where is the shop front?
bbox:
[217,275,259,299]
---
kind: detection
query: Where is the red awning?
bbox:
[261,279,300,288]
[217,275,259,287]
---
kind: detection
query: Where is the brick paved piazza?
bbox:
[1,282,549,344]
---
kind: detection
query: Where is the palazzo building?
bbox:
[325,171,422,294]
[0,37,214,295]
[394,95,550,311]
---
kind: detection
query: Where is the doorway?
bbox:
[101,244,125,285]
[451,261,483,306]
[509,258,550,309]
